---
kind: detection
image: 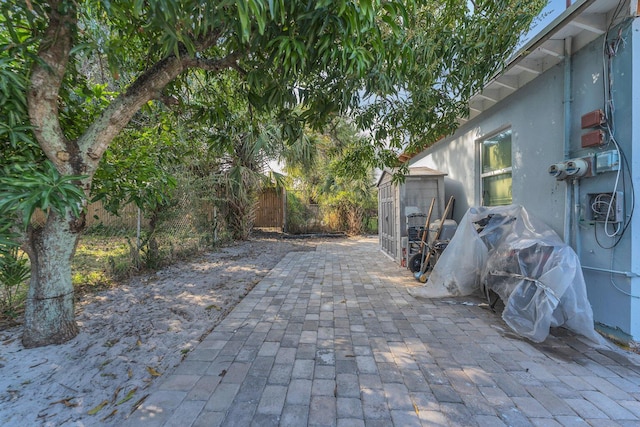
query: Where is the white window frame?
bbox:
[477,127,513,206]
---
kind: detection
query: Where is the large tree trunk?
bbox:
[21,1,234,347]
[22,212,81,348]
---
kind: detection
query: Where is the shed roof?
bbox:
[376,165,447,187]
[463,0,633,122]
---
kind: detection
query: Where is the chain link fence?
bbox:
[2,172,239,320]
[285,191,327,234]
[36,172,229,282]
[27,177,378,287]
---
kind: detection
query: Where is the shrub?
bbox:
[0,247,30,318]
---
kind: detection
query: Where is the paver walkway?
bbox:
[125,237,640,427]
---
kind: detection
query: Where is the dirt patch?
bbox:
[0,235,318,427]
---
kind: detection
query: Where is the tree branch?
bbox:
[78,54,187,174]
[183,52,244,74]
[78,50,241,177]
[27,0,75,173]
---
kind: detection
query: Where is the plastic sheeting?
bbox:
[409,205,601,343]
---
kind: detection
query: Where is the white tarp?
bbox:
[409,205,602,343]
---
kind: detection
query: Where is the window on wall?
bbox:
[481,129,512,206]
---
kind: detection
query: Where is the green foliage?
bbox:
[126,232,163,270]
[183,70,294,240]
[0,5,36,144]
[1,0,545,236]
[285,191,316,234]
[284,117,378,235]
[350,0,547,174]
[91,106,183,216]
[0,161,87,229]
[72,234,129,281]
[72,270,111,291]
[0,2,88,242]
[320,183,377,235]
[0,217,19,256]
[0,61,32,148]
[0,246,30,318]
[0,0,545,344]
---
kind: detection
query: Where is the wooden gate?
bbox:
[254,187,284,229]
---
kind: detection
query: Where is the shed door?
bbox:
[379,181,396,257]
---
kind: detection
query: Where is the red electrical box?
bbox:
[581,129,605,148]
[581,109,605,129]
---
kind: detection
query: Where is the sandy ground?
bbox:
[0,234,318,427]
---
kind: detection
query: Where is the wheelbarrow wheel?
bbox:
[408,253,423,273]
[408,252,433,273]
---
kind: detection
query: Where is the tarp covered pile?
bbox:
[409,205,601,343]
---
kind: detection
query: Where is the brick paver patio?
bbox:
[124,237,640,427]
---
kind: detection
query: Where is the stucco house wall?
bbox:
[412,65,567,230]
[408,4,640,342]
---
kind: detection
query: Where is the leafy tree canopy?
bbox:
[0,0,545,347]
[2,0,546,187]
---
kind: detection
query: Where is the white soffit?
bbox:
[462,0,628,123]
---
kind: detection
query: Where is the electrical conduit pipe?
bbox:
[563,37,573,246]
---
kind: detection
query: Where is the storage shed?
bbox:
[377,166,447,265]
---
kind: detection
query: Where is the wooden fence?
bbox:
[254,187,285,230]
[31,200,144,231]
